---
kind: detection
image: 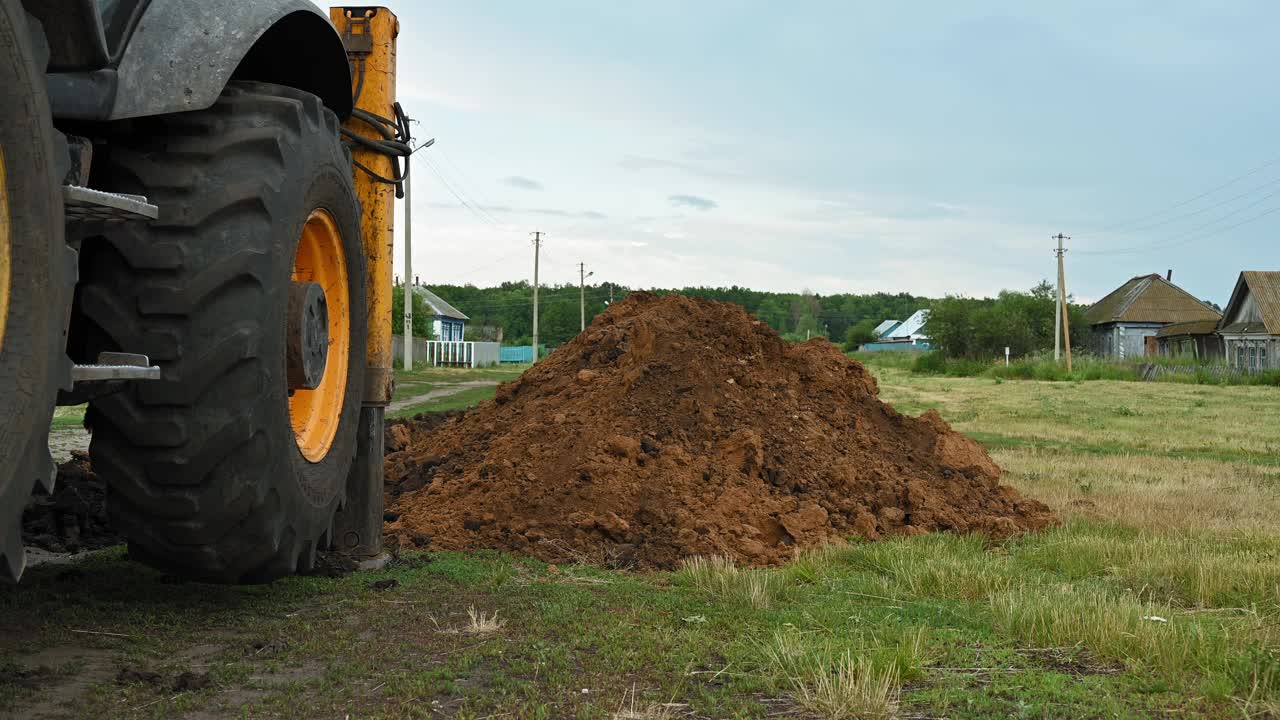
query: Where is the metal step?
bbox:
[63,185,159,223]
[71,352,161,383]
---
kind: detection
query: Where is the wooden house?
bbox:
[1155,320,1224,360]
[1085,273,1221,359]
[1218,271,1280,371]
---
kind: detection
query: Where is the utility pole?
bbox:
[402,156,413,370]
[1053,236,1062,362]
[531,231,542,362]
[1053,233,1073,372]
[578,262,594,332]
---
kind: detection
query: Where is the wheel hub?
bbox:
[286,281,329,390]
[288,209,350,464]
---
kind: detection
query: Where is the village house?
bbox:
[415,287,469,341]
[862,310,931,352]
[1155,320,1224,361]
[886,309,930,344]
[1218,271,1280,371]
[1085,272,1221,359]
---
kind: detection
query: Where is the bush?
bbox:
[912,351,949,375]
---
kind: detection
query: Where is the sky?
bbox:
[317,1,1280,305]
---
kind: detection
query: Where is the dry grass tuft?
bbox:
[678,555,782,609]
[463,606,505,634]
[762,633,900,720]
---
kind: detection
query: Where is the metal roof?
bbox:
[874,320,901,338]
[1085,274,1220,326]
[414,287,470,321]
[1155,319,1221,338]
[1219,271,1280,335]
[890,310,929,339]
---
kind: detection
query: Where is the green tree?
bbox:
[390,284,434,339]
[843,319,880,351]
[924,280,1089,359]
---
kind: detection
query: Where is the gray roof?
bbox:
[890,309,930,339]
[415,287,469,321]
[874,320,901,338]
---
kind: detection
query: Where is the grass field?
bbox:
[4,364,1279,718]
[391,364,530,417]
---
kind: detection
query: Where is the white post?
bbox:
[1005,346,1010,367]
[403,159,413,370]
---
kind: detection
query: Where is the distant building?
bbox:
[1218,271,1280,371]
[862,310,931,352]
[1085,273,1221,359]
[886,309,930,343]
[415,287,469,341]
[873,319,901,338]
[1156,320,1224,361]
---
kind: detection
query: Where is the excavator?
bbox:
[0,0,411,582]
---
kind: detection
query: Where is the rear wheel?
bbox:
[82,81,366,583]
[0,0,73,580]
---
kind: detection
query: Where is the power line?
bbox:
[1081,174,1280,239]
[421,155,507,229]
[1083,151,1280,235]
[1079,187,1280,256]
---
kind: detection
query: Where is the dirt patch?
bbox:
[22,450,124,554]
[384,293,1055,568]
[3,646,118,716]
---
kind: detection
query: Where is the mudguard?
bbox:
[61,0,352,121]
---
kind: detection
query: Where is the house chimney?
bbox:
[1166,269,1173,281]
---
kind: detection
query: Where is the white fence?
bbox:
[392,336,500,368]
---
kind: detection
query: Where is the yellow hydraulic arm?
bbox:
[331,5,398,405]
[330,6,401,563]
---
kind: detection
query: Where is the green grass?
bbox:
[8,363,1280,718]
[893,350,1280,386]
[49,405,86,430]
[393,363,530,385]
[390,385,506,418]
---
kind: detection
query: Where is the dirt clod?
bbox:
[173,671,213,692]
[22,451,124,554]
[384,293,1054,568]
[116,667,163,686]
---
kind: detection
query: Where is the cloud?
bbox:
[669,194,718,211]
[503,176,544,191]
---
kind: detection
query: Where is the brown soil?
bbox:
[384,293,1055,569]
[23,450,124,554]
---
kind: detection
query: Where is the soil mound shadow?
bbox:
[385,293,1054,569]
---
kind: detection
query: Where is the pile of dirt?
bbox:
[384,293,1054,569]
[23,450,124,554]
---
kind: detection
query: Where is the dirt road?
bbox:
[387,380,499,413]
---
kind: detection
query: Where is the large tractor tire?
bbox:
[82,81,367,583]
[0,1,72,580]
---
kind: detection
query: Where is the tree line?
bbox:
[390,279,1091,360]
[391,282,927,348]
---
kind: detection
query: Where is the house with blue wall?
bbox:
[415,287,469,341]
[861,310,932,352]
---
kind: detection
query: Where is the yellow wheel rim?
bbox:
[289,209,350,463]
[0,146,10,351]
